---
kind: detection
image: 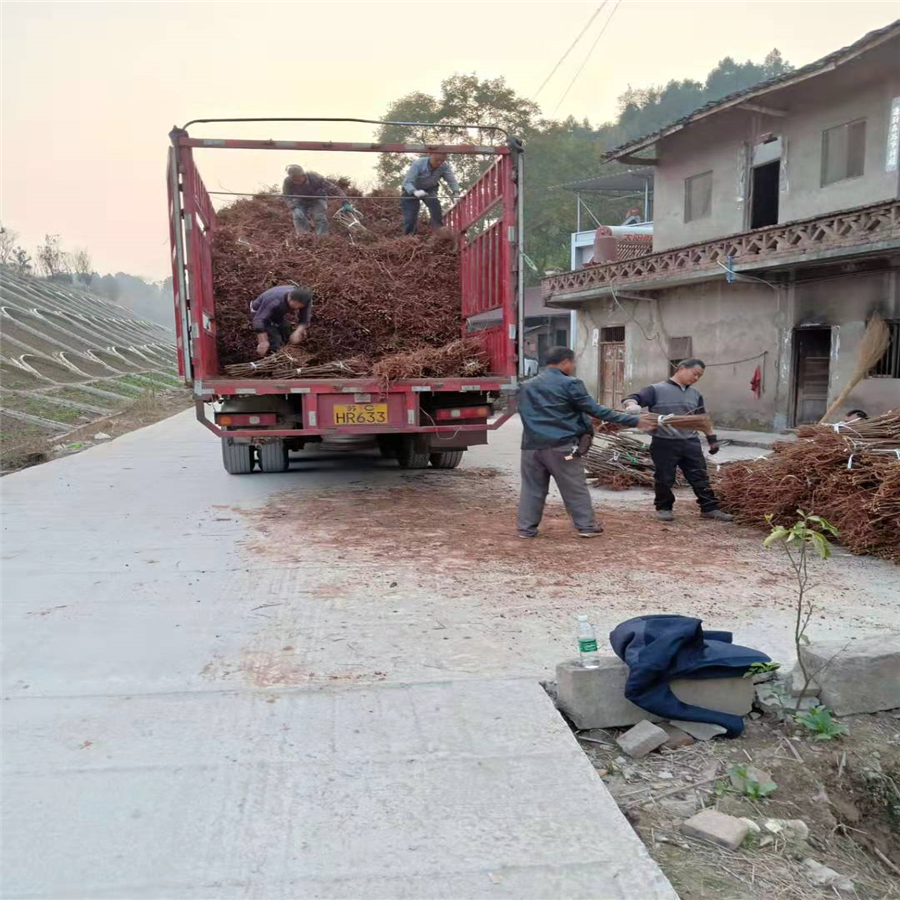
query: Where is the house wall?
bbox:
[652,43,900,252]
[573,267,900,430]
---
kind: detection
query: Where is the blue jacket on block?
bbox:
[609,615,770,736]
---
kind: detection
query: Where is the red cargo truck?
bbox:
[167,118,524,474]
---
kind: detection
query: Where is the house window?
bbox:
[601,326,625,342]
[870,320,900,378]
[555,328,568,347]
[822,119,866,185]
[684,171,712,222]
[668,336,693,371]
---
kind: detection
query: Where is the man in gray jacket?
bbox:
[623,359,733,522]
[517,347,655,539]
[401,153,460,234]
[283,165,355,235]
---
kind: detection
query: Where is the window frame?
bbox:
[684,170,713,223]
[821,118,867,187]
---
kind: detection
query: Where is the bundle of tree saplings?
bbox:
[582,430,688,490]
[713,411,900,563]
[211,187,471,377]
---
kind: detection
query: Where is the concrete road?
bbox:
[2,412,676,900]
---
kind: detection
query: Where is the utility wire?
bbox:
[533,3,608,101]
[554,0,622,114]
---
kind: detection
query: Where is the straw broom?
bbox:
[820,313,890,423]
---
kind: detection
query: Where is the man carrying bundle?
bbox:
[401,152,461,235]
[623,359,733,523]
[283,165,356,235]
[517,347,656,539]
[250,286,313,358]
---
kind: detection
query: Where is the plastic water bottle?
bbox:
[576,615,601,668]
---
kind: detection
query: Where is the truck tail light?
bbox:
[435,406,491,421]
[216,412,277,426]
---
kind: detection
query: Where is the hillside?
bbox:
[0,270,185,470]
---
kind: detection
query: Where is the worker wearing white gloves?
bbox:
[401,152,460,235]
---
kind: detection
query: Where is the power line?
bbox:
[533,3,608,101]
[554,0,622,114]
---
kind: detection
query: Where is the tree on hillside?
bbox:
[70,248,93,286]
[0,224,32,275]
[0,224,20,266]
[35,234,71,281]
[615,48,793,143]
[375,74,541,189]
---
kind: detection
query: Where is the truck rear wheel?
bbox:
[397,435,429,469]
[429,450,464,469]
[258,440,289,473]
[221,439,253,475]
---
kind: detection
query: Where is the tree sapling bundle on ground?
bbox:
[210,186,478,378]
[713,411,900,563]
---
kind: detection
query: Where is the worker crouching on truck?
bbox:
[401,152,461,235]
[517,346,656,539]
[283,165,356,235]
[623,359,733,523]
[251,286,313,357]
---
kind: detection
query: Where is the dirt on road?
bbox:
[235,463,897,682]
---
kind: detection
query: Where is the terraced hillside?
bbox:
[1,270,187,470]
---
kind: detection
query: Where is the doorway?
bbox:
[792,328,831,425]
[750,161,780,229]
[599,326,626,409]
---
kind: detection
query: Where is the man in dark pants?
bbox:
[401,152,460,235]
[250,286,313,357]
[282,165,356,235]
[624,359,733,522]
[517,347,655,538]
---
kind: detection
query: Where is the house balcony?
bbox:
[543,199,900,304]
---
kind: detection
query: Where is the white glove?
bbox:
[413,189,427,199]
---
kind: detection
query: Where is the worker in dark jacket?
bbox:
[401,153,460,234]
[250,286,313,357]
[517,346,655,539]
[624,358,732,522]
[283,165,355,235]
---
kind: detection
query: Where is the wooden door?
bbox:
[600,341,625,409]
[793,328,831,425]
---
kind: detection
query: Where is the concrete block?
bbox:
[616,720,669,759]
[555,657,755,730]
[754,684,818,714]
[681,809,750,850]
[785,668,821,698]
[659,724,695,750]
[799,635,900,716]
[669,720,727,741]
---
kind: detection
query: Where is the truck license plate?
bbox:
[333,403,388,425]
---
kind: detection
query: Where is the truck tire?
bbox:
[377,436,399,459]
[429,450,464,469]
[397,435,429,469]
[222,439,253,475]
[258,440,289,473]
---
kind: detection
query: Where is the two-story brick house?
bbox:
[543,21,900,429]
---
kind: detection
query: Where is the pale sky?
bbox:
[2,0,897,279]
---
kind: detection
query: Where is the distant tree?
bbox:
[97,273,121,303]
[70,248,93,286]
[0,224,20,266]
[12,247,32,275]
[35,234,71,280]
[375,75,541,189]
[704,48,793,101]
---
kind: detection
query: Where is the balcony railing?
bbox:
[544,199,900,300]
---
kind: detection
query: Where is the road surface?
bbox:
[2,411,680,900]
